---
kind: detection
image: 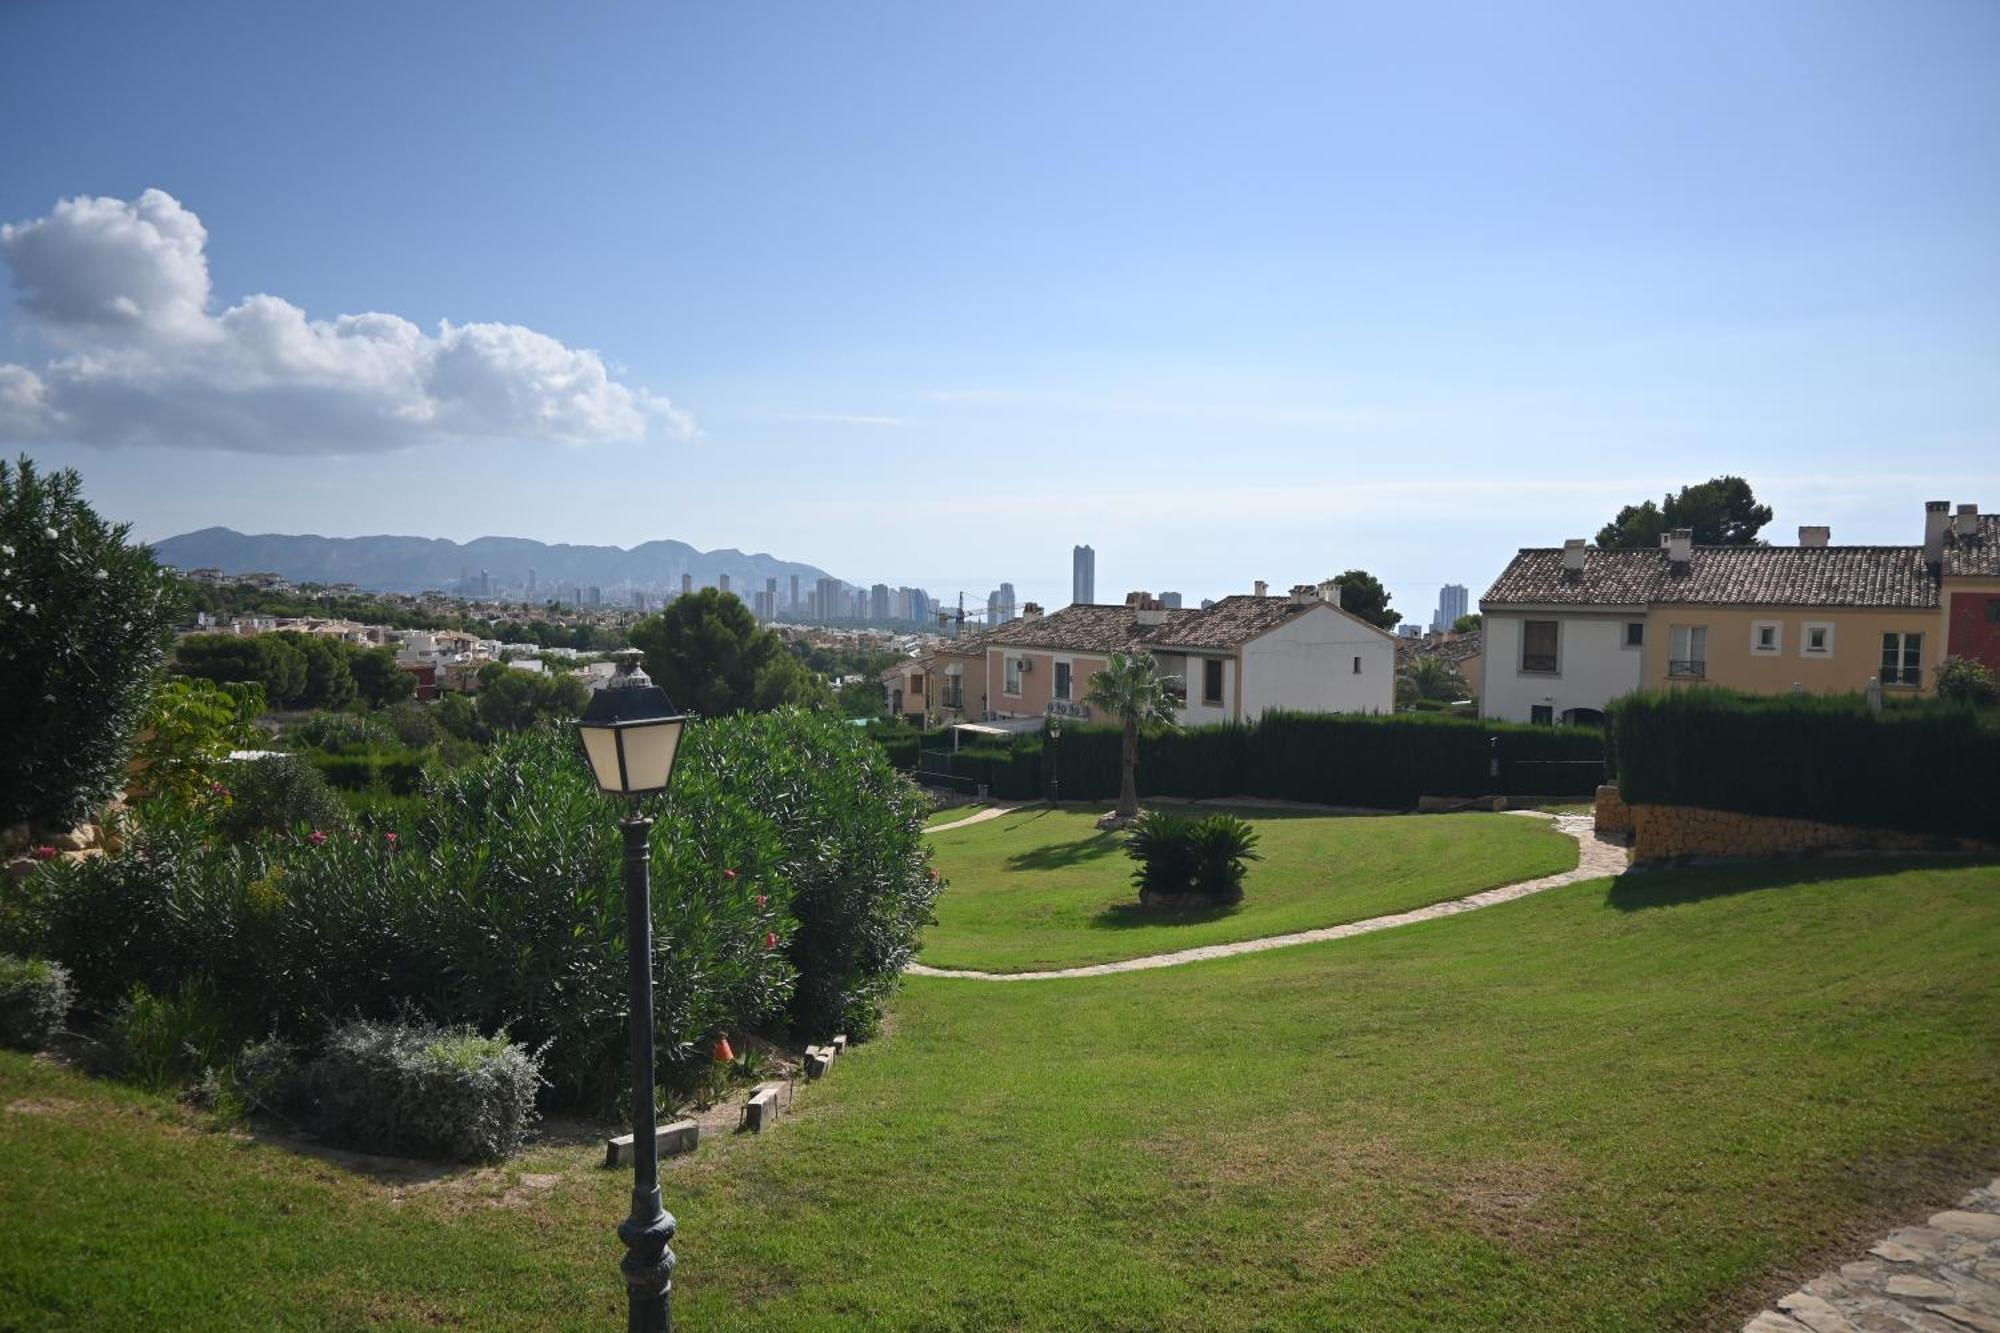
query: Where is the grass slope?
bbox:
[920,807,1577,971]
[3,860,1997,1329]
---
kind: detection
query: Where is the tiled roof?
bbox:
[1144,595,1324,650]
[1396,631,1482,670]
[1944,514,2000,578]
[941,604,1187,656]
[1483,545,1941,610]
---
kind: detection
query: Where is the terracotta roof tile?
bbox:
[1944,514,2000,578]
[1483,544,1941,610]
[1142,595,1320,650]
[938,604,1185,656]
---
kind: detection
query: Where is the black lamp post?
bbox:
[577,650,688,1333]
[1048,720,1062,806]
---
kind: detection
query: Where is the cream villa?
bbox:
[1480,501,1996,725]
[885,583,1395,728]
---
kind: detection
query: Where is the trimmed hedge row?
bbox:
[887,712,1604,807]
[1608,689,2000,838]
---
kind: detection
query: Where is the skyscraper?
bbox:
[718,573,731,596]
[1432,583,1469,632]
[1159,591,1183,609]
[788,574,800,613]
[1072,545,1095,605]
[870,583,891,621]
[680,574,693,597]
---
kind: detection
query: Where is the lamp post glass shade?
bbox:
[578,677,687,795]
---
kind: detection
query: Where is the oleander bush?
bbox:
[0,953,72,1049]
[211,754,351,843]
[3,710,936,1113]
[307,1019,542,1163]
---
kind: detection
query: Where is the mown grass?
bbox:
[4,859,1996,1329]
[920,806,1577,971]
[923,800,986,828]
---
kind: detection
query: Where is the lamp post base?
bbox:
[618,1188,676,1333]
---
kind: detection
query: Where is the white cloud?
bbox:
[0,189,688,454]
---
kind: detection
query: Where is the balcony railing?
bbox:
[1667,658,1706,679]
[1520,653,1558,673]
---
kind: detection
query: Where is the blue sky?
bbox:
[2,0,1996,620]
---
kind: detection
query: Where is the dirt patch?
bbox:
[6,1096,80,1116]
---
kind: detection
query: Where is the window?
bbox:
[1668,625,1707,678]
[1053,661,1072,701]
[1801,623,1833,656]
[1624,622,1645,648]
[1986,598,2000,624]
[1881,632,1922,687]
[1751,620,1781,655]
[1521,620,1559,673]
[1004,656,1024,696]
[1530,704,1553,726]
[1352,656,1362,674]
[1202,658,1224,706]
[911,672,925,695]
[941,673,964,709]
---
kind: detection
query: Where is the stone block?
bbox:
[742,1083,786,1133]
[830,1034,848,1053]
[603,1118,699,1168]
[804,1048,832,1080]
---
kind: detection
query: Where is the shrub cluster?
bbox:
[1608,688,2000,837]
[307,1020,542,1163]
[1126,812,1261,906]
[7,709,936,1114]
[895,712,1603,807]
[0,954,72,1049]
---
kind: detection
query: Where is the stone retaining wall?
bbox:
[1592,784,1633,836]
[1628,801,1993,863]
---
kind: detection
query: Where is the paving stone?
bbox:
[1932,1214,2000,1242]
[1885,1276,1956,1302]
[1877,1242,1934,1264]
[1747,1313,1812,1333]
[1781,1290,1862,1333]
[1933,1306,2000,1333]
[603,1118,699,1168]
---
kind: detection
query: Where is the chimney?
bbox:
[1924,500,1951,566]
[1956,503,1980,539]
[1666,528,1693,571]
[1289,583,1316,605]
[1561,538,1586,579]
[1135,605,1166,626]
[1797,526,1830,548]
[1253,580,1268,598]
[1021,602,1043,620]
[1317,578,1342,605]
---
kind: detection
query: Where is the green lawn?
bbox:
[923,800,986,828]
[2,860,1997,1329]
[919,806,1578,971]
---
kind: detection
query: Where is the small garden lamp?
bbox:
[1048,720,1063,807]
[576,648,687,1333]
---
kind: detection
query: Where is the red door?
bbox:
[1947,593,2000,668]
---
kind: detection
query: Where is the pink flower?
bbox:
[30,845,58,861]
[928,869,940,882]
[764,932,779,950]
[723,868,738,880]
[384,832,399,847]
[307,830,328,846]
[209,781,230,798]
[755,894,768,909]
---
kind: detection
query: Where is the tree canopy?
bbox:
[1330,570,1401,630]
[628,589,830,716]
[0,456,184,828]
[1595,476,1773,549]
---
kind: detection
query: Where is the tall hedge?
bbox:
[898,712,1603,807]
[1609,689,2000,837]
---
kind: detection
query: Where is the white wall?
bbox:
[1158,651,1235,726]
[1237,603,1395,719]
[1480,610,1644,724]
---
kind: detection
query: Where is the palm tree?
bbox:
[1083,652,1180,821]
[1399,655,1468,706]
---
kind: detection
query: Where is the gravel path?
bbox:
[926,804,1032,834]
[1744,1177,2000,1333]
[908,813,1626,981]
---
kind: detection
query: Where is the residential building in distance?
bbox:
[718,574,731,596]
[1158,591,1182,609]
[870,583,891,621]
[788,574,801,614]
[680,574,693,597]
[1479,501,1994,725]
[1072,545,1095,606]
[887,582,1393,727]
[1431,583,1468,632]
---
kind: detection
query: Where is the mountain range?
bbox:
[148,528,838,597]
